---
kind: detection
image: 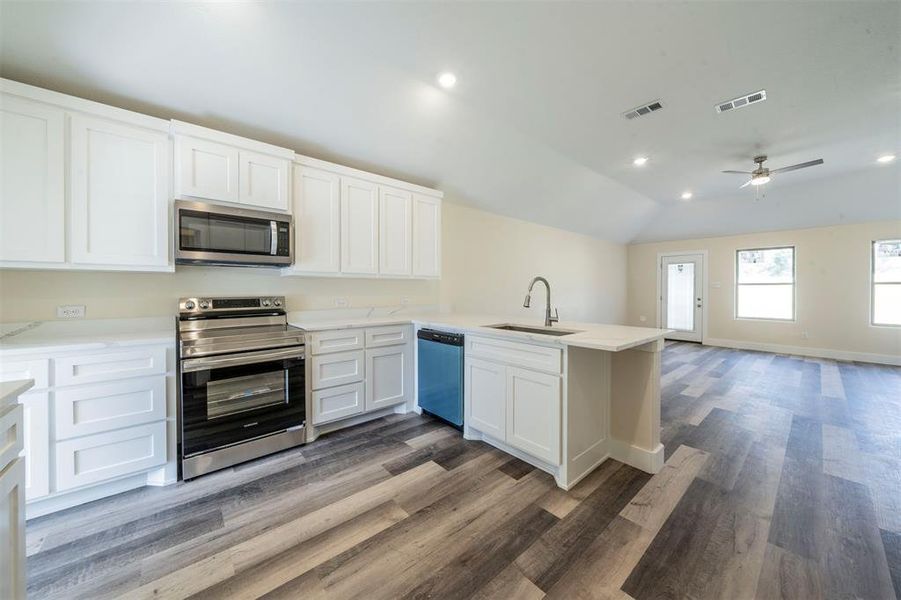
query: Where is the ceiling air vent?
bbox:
[623,100,664,120]
[715,89,767,114]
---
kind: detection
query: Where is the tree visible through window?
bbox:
[872,239,901,326]
[736,247,795,320]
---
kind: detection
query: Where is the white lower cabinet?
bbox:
[0,458,26,600]
[465,358,506,440]
[312,382,364,425]
[505,367,561,464]
[19,393,50,501]
[311,350,364,390]
[55,421,166,492]
[54,376,166,440]
[365,344,412,411]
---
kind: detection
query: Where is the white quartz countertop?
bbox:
[288,310,670,352]
[0,317,175,356]
[0,379,34,410]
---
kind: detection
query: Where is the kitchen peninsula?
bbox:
[289,310,670,489]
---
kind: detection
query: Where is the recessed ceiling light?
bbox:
[633,156,648,166]
[680,191,693,200]
[437,72,456,89]
[877,154,896,164]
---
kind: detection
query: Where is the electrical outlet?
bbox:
[334,297,349,308]
[801,330,809,340]
[401,297,410,306]
[57,305,86,319]
[639,315,647,322]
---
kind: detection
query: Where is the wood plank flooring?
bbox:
[26,342,901,599]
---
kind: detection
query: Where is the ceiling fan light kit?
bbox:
[723,154,823,189]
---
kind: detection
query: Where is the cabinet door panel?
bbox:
[239,151,289,211]
[311,350,364,390]
[312,382,364,425]
[365,344,411,411]
[19,393,50,501]
[54,376,166,440]
[176,136,239,202]
[293,166,340,273]
[340,177,378,274]
[465,358,505,439]
[506,367,561,464]
[412,194,441,277]
[0,458,26,600]
[0,94,65,264]
[70,115,170,267]
[378,186,412,276]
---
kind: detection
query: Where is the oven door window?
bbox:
[180,211,273,255]
[181,356,305,456]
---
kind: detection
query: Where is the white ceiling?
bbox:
[1,1,898,243]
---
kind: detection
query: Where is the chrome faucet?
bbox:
[523,276,559,327]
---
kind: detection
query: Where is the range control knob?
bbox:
[184,300,196,310]
[262,298,271,307]
[273,299,282,307]
[199,300,210,309]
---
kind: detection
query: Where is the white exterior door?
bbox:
[175,136,239,203]
[505,367,561,465]
[465,358,506,439]
[412,193,441,278]
[69,115,170,268]
[660,253,704,342]
[365,344,411,411]
[340,177,378,274]
[238,150,289,211]
[379,186,412,276]
[293,165,340,274]
[0,94,65,264]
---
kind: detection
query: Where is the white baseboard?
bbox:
[608,439,664,474]
[704,337,901,366]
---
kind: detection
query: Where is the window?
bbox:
[872,239,901,326]
[736,246,795,320]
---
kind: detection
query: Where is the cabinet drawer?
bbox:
[309,329,365,355]
[54,376,166,440]
[466,336,562,374]
[55,346,166,386]
[312,382,364,425]
[365,325,411,349]
[311,350,364,390]
[0,404,24,474]
[0,358,49,390]
[54,421,166,491]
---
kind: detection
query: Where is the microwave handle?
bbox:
[270,221,278,255]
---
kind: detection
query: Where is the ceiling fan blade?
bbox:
[739,179,753,189]
[722,170,753,174]
[770,158,824,174]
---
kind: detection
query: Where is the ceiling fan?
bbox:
[723,154,824,188]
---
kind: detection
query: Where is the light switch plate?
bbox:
[57,305,86,319]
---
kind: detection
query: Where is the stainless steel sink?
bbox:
[486,323,582,337]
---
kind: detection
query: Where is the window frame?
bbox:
[734,245,796,322]
[871,238,901,328]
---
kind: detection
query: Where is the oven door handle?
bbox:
[182,346,304,372]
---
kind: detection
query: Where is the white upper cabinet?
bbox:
[290,165,340,274]
[172,120,291,211]
[70,115,170,268]
[378,185,412,276]
[340,176,379,274]
[0,93,65,264]
[239,150,289,211]
[412,193,441,278]
[175,136,239,203]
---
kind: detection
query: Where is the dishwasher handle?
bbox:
[417,329,464,346]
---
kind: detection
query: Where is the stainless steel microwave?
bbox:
[175,200,293,267]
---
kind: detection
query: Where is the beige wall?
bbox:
[627,220,901,360]
[0,201,628,324]
[440,202,627,324]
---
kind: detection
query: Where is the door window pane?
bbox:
[736,247,795,320]
[666,262,695,331]
[873,239,901,325]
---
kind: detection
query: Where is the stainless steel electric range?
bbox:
[177,296,306,479]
